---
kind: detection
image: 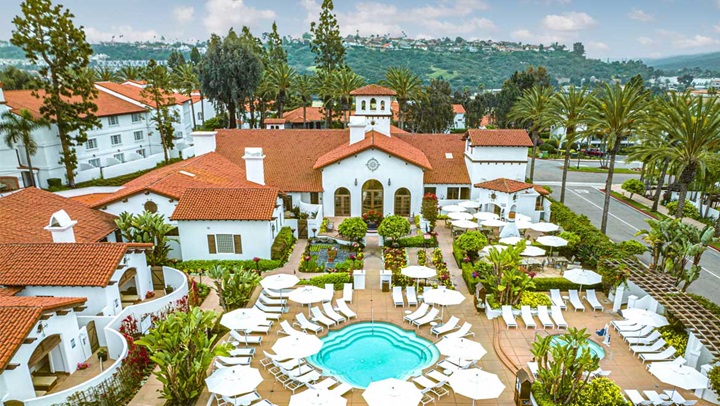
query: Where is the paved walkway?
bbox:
[610,184,710,229]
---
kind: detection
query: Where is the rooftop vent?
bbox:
[445,153,453,159]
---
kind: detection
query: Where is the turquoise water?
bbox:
[307,322,439,388]
[550,335,606,360]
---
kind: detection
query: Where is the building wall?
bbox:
[453,113,465,129]
[177,219,273,260]
[101,192,179,224]
[20,285,121,316]
[465,144,528,186]
[192,97,217,127]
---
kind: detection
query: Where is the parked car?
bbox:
[582,148,605,157]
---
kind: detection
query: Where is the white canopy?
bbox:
[481,245,508,254]
[289,388,347,406]
[458,200,481,209]
[260,274,300,290]
[563,269,602,292]
[499,237,524,245]
[272,334,323,360]
[205,365,262,398]
[537,235,568,247]
[448,211,474,220]
[530,222,560,233]
[473,212,499,221]
[521,246,546,257]
[516,220,533,230]
[448,368,506,403]
[401,266,437,279]
[220,308,267,331]
[514,213,532,223]
[362,378,422,406]
[451,220,480,229]
[424,288,465,318]
[442,205,466,212]
[288,286,332,305]
[648,363,709,391]
[621,308,669,328]
[481,219,507,228]
[436,337,487,361]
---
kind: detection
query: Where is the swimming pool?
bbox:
[307,322,439,388]
[550,334,606,360]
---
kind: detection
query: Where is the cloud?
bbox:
[541,12,597,31]
[657,29,720,48]
[510,29,565,45]
[627,8,654,22]
[637,36,655,45]
[586,41,609,51]
[203,0,276,35]
[84,26,160,42]
[173,6,195,23]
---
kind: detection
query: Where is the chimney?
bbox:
[243,147,265,185]
[44,209,77,243]
[348,116,366,145]
[191,131,217,157]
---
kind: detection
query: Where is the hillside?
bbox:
[644,52,720,73]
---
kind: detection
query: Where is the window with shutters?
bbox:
[208,234,242,254]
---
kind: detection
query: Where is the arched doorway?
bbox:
[362,179,383,214]
[394,188,411,217]
[334,187,351,216]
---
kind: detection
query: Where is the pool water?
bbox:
[307,322,439,388]
[550,335,606,360]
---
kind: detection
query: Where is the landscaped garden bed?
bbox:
[299,237,363,272]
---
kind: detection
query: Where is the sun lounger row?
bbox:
[550,289,604,312]
[227,329,263,346]
[212,391,278,406]
[401,302,439,328]
[503,305,567,329]
[625,389,697,406]
[393,285,423,307]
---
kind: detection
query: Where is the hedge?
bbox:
[529,277,602,292]
[297,272,351,290]
[175,259,281,273]
[47,157,183,191]
[270,226,295,264]
[394,234,438,248]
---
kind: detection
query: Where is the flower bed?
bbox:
[301,239,363,272]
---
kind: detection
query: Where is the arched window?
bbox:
[394,188,411,217]
[370,98,377,110]
[380,100,386,111]
[335,187,351,216]
[361,100,367,110]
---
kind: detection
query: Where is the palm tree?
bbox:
[329,68,365,127]
[264,63,297,118]
[173,64,200,129]
[585,81,649,233]
[626,128,670,212]
[119,65,141,81]
[509,85,554,182]
[543,86,591,203]
[0,109,49,188]
[293,74,314,128]
[313,69,335,127]
[94,66,119,82]
[380,67,422,130]
[654,91,720,218]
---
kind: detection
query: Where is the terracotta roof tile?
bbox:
[264,118,286,124]
[0,243,128,287]
[395,134,470,184]
[0,296,87,311]
[283,106,328,123]
[0,188,118,244]
[0,287,21,297]
[350,84,397,96]
[474,178,535,194]
[96,82,190,108]
[534,185,550,196]
[313,131,432,170]
[171,188,279,221]
[463,129,533,147]
[3,89,146,119]
[453,104,466,114]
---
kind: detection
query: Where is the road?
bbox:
[533,158,720,303]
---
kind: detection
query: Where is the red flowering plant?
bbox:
[362,210,383,224]
[77,362,89,370]
[145,290,156,299]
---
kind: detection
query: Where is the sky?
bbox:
[2,0,720,60]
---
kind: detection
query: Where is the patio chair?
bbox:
[584,289,604,311]
[412,375,450,399]
[664,390,697,406]
[625,389,652,406]
[431,316,460,337]
[336,299,357,319]
[228,330,263,346]
[322,301,347,324]
[630,338,666,355]
[278,320,304,336]
[615,322,645,333]
[259,292,287,306]
[284,369,321,393]
[413,307,440,328]
[639,346,676,363]
[215,355,251,366]
[419,388,436,405]
[324,284,334,302]
[550,289,567,310]
[620,325,655,341]
[404,303,430,324]
[426,368,452,383]
[502,305,518,329]
[589,367,612,378]
[444,322,475,339]
[627,331,662,346]
[643,390,674,406]
[436,357,475,371]
[229,347,255,357]
[246,324,271,334]
[392,286,405,307]
[311,306,336,328]
[308,377,338,391]
[646,356,686,370]
[521,305,537,329]
[294,312,323,334]
[612,319,640,331]
[263,288,294,298]
[422,286,434,305]
[537,306,555,329]
[406,286,418,306]
[551,306,568,329]
[568,290,586,312]
[255,301,288,314]
[343,283,353,303]
[328,382,353,396]
[217,391,261,406]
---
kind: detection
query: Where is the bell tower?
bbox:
[350,84,396,137]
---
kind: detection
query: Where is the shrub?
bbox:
[529,277,602,292]
[421,193,439,230]
[297,272,351,290]
[461,261,492,294]
[658,324,689,356]
[519,291,553,308]
[47,178,62,188]
[618,240,646,256]
[270,226,295,264]
[379,215,411,242]
[417,250,427,266]
[542,185,553,194]
[454,231,488,260]
[569,377,629,406]
[539,143,556,153]
[176,259,281,273]
[396,234,438,248]
[621,178,645,199]
[709,365,720,394]
[666,200,701,220]
[550,201,620,266]
[338,217,368,241]
[206,267,261,310]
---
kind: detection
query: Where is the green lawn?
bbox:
[565,166,639,175]
[609,191,666,220]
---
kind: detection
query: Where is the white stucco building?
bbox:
[452,104,466,130]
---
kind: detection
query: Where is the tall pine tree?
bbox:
[309,0,346,71]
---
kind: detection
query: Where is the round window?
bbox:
[144,201,158,213]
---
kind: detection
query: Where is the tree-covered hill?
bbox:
[644,52,720,73]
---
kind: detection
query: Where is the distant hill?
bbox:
[645,52,720,73]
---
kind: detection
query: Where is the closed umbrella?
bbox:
[220,308,267,331]
[530,222,560,233]
[459,200,481,209]
[205,365,262,399]
[289,286,332,315]
[442,205,466,212]
[621,308,669,328]
[473,212,499,221]
[424,288,465,318]
[289,388,347,406]
[451,219,479,229]
[499,237,524,245]
[448,211,473,220]
[521,246,546,257]
[436,337,487,361]
[362,378,422,406]
[481,219,506,228]
[448,368,506,405]
[563,269,602,293]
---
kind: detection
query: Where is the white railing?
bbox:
[22,266,188,406]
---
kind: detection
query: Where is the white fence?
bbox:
[22,267,188,406]
[74,153,166,184]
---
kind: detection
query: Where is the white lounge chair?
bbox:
[336,299,357,319]
[263,288,293,298]
[229,330,263,346]
[431,316,460,337]
[521,305,537,329]
[255,301,288,314]
[612,319,639,330]
[550,289,567,310]
[324,284,334,302]
[502,305,518,329]
[413,375,449,399]
[259,292,287,306]
[328,382,352,396]
[246,324,271,334]
[322,302,346,324]
[404,303,429,324]
[664,390,697,406]
[625,389,652,406]
[647,357,687,370]
[615,322,644,332]
[278,320,304,336]
[436,357,475,371]
[392,286,405,307]
[215,355,252,367]
[620,325,655,341]
[342,283,353,303]
[640,346,676,363]
[422,286,433,305]
[551,306,568,329]
[294,313,323,334]
[568,290,585,312]
[444,322,475,339]
[217,391,261,406]
[626,330,661,345]
[643,390,674,406]
[413,307,440,328]
[630,338,666,355]
[310,306,336,328]
[584,289,604,311]
[406,286,418,306]
[309,377,338,391]
[537,306,554,329]
[229,347,255,357]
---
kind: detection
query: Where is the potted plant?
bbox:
[362,210,383,229]
[97,348,108,362]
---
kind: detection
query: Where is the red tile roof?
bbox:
[534,185,550,196]
[0,188,118,244]
[3,89,146,119]
[95,82,190,108]
[0,287,21,297]
[264,118,286,124]
[350,84,397,96]
[283,106,327,124]
[313,131,432,170]
[85,153,259,208]
[474,178,536,194]
[395,134,470,184]
[0,243,129,287]
[453,104,466,114]
[463,129,533,147]
[171,188,279,221]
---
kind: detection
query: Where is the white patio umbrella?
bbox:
[448,211,473,220]
[515,213,532,223]
[362,378,422,406]
[649,363,709,391]
[537,235,568,256]
[260,273,299,291]
[205,365,262,399]
[499,236,524,245]
[289,286,332,315]
[459,200,481,209]
[436,337,487,361]
[481,245,508,254]
[423,288,465,318]
[481,218,507,228]
[563,269,602,293]
[401,265,436,289]
[289,388,347,406]
[621,308,669,328]
[451,219,479,229]
[448,368,506,405]
[442,204,466,212]
[530,222,560,233]
[516,220,533,230]
[220,308,267,331]
[473,212,499,221]
[521,246,546,257]
[272,334,323,360]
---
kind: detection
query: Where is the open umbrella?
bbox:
[423,288,465,318]
[401,266,436,289]
[205,365,262,399]
[515,213,532,223]
[459,200,481,209]
[289,286,332,315]
[442,205,466,212]
[448,368,506,405]
[448,211,473,220]
[289,388,347,406]
[436,337,487,361]
[516,220,533,230]
[481,219,507,228]
[530,222,560,233]
[537,235,568,256]
[499,236,524,245]
[521,246,546,257]
[649,363,709,391]
[473,212,499,221]
[362,378,422,406]
[563,269,602,293]
[481,245,508,254]
[260,274,299,292]
[220,308,267,331]
[272,334,323,361]
[451,219,479,229]
[621,308,669,328]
